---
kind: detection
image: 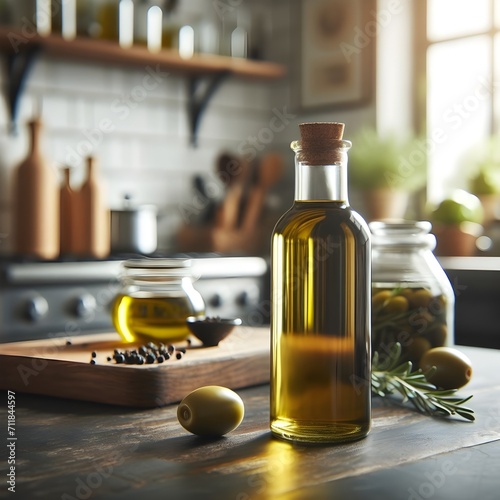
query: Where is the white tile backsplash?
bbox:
[0,43,281,253]
[2,0,378,256]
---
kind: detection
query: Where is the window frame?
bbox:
[414,0,500,200]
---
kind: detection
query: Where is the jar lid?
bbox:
[370,221,436,249]
[121,258,194,281]
[123,258,191,270]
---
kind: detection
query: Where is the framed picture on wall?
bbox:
[299,0,375,111]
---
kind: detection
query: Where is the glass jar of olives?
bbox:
[370,221,455,368]
[112,259,205,344]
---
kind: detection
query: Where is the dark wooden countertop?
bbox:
[1,346,500,499]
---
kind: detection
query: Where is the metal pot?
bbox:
[110,198,158,255]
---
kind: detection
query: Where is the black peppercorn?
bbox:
[115,354,125,364]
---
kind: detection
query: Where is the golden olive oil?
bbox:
[112,292,199,343]
[271,202,371,442]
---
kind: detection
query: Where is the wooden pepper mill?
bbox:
[73,156,110,259]
[13,117,60,259]
[59,167,77,255]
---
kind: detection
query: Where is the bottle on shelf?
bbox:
[118,0,134,48]
[230,8,249,59]
[13,116,60,259]
[197,16,218,55]
[51,0,77,39]
[270,122,372,444]
[97,0,119,41]
[133,0,163,52]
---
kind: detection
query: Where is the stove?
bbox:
[0,255,270,343]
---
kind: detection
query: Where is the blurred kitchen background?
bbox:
[0,0,499,345]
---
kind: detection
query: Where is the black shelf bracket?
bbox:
[6,44,42,134]
[187,71,229,148]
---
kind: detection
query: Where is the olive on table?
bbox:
[177,386,245,436]
[420,347,473,390]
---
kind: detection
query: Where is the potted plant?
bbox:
[348,128,427,221]
[430,189,484,256]
[468,137,500,226]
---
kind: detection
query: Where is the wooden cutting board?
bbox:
[0,327,270,408]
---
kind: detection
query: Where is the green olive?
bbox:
[405,336,432,365]
[420,347,473,390]
[426,323,448,347]
[372,290,392,310]
[407,289,434,309]
[177,386,244,436]
[384,295,409,314]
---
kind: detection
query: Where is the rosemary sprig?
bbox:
[372,343,475,421]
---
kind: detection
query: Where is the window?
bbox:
[418,0,500,202]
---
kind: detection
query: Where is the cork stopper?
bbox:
[296,122,348,164]
[299,122,344,145]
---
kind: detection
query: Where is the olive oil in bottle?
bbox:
[270,122,371,443]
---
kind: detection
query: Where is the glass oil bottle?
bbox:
[270,122,371,443]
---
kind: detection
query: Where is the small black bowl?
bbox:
[186,317,242,347]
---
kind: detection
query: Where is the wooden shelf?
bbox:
[0,26,285,80]
[0,26,286,143]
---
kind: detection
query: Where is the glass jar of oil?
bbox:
[370,221,455,368]
[112,259,205,343]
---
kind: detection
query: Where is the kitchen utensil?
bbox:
[215,152,252,230]
[193,175,217,224]
[186,316,242,346]
[110,194,158,254]
[0,327,270,408]
[242,152,284,231]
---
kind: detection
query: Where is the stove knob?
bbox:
[236,291,249,306]
[74,294,97,318]
[209,293,223,308]
[25,295,49,322]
